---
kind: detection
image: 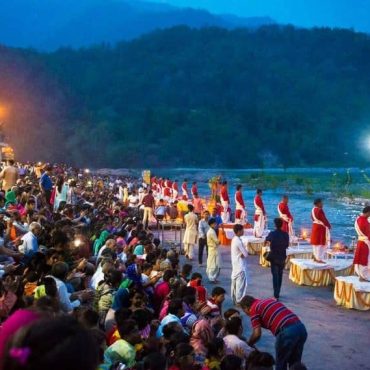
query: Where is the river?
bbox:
[148,168,369,245]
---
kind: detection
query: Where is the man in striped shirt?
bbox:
[240,296,307,370]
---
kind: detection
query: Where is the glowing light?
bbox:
[74,239,82,247]
[0,105,8,120]
[301,229,308,240]
[366,135,370,151]
[84,168,90,174]
[87,180,92,186]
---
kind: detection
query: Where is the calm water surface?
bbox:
[150,168,369,244]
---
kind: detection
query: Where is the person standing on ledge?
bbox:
[253,189,266,238]
[277,195,294,242]
[240,295,307,370]
[220,180,230,223]
[191,181,198,199]
[234,184,247,224]
[172,180,179,201]
[354,206,370,281]
[230,224,248,304]
[310,198,331,263]
[265,218,289,300]
[183,204,198,261]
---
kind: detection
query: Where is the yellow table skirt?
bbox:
[289,263,333,286]
[334,278,370,311]
[289,262,353,287]
[247,242,264,255]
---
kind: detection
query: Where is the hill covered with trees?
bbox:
[1,25,370,168]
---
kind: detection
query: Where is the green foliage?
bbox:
[0,25,370,167]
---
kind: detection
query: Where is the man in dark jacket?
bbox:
[265,218,289,299]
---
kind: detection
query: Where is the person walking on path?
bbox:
[240,295,307,370]
[265,218,289,300]
[230,224,248,304]
[141,190,155,230]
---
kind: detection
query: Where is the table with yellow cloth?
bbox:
[260,245,313,269]
[334,276,370,311]
[240,236,265,255]
[289,258,353,287]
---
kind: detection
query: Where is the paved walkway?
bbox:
[181,244,370,370]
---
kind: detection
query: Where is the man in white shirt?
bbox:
[231,223,248,304]
[48,262,81,313]
[19,222,42,256]
[128,190,139,208]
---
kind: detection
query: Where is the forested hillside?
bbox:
[1,25,369,167]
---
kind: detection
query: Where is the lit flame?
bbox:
[301,229,308,240]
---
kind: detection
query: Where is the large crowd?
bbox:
[0,160,311,370]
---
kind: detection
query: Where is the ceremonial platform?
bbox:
[219,223,254,246]
[289,258,353,287]
[260,244,313,268]
[334,276,370,311]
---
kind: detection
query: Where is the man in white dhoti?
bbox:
[235,184,247,224]
[231,224,248,304]
[277,195,295,242]
[253,189,266,238]
[207,218,221,283]
[354,206,370,281]
[310,198,331,263]
[183,204,198,260]
[220,181,230,223]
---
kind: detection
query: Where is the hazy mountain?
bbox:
[1,25,369,167]
[0,0,274,50]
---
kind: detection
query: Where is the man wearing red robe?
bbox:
[220,181,230,223]
[253,189,266,237]
[278,195,294,241]
[310,198,331,263]
[191,182,198,199]
[181,179,189,200]
[172,180,179,201]
[234,184,246,224]
[163,178,172,200]
[354,206,370,281]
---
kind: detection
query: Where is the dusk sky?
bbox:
[159,0,370,33]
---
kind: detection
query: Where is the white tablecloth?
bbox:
[291,258,352,271]
[224,228,269,240]
[335,276,370,293]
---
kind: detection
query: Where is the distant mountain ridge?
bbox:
[0,25,369,167]
[0,0,275,50]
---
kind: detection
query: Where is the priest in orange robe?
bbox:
[278,195,294,241]
[220,180,230,223]
[354,206,370,281]
[181,179,189,200]
[310,198,331,263]
[234,184,247,224]
[253,189,266,237]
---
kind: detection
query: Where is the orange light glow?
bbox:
[301,229,308,240]
[0,105,8,120]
